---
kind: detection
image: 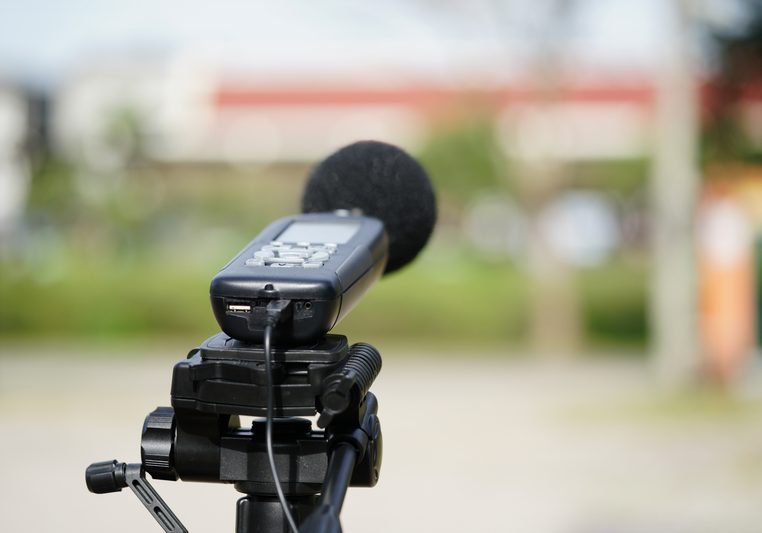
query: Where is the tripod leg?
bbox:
[298,444,357,533]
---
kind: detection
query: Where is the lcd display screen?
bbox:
[276,221,360,244]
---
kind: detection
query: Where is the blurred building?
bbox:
[53,61,762,165]
[0,82,45,249]
[50,60,656,166]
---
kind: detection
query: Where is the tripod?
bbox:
[86,332,383,533]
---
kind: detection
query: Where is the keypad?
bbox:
[245,241,338,268]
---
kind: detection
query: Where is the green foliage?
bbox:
[0,244,649,349]
[565,158,650,196]
[0,255,217,338]
[0,247,529,344]
[578,261,649,348]
[25,159,79,221]
[339,251,529,346]
[416,119,510,203]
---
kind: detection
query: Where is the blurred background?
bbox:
[2,0,762,531]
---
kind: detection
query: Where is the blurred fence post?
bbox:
[649,0,701,385]
[521,0,581,358]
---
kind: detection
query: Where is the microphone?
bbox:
[302,140,437,274]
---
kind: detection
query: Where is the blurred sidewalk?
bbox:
[2,344,762,532]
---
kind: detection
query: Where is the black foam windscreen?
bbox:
[301,141,437,274]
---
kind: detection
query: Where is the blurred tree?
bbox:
[417,117,510,206]
[25,158,78,223]
[704,0,762,164]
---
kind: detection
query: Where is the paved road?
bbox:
[2,343,762,532]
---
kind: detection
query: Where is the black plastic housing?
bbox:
[210,213,388,345]
[171,333,349,417]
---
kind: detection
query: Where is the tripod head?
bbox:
[86,333,383,533]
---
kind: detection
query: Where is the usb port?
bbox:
[227,304,252,313]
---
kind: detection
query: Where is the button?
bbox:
[297,241,311,247]
[278,250,311,258]
[245,258,265,266]
[270,241,284,247]
[310,251,329,262]
[270,263,295,268]
[312,246,336,255]
[303,261,324,268]
[253,250,274,259]
[324,243,337,249]
[265,256,304,265]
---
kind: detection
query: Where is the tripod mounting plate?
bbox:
[171,333,349,417]
[198,333,349,363]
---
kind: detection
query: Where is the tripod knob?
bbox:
[85,460,127,494]
[318,343,381,428]
[141,406,178,481]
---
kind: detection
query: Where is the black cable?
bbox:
[264,319,299,533]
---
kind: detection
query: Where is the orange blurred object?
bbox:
[698,185,756,385]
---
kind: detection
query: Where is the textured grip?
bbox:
[85,460,127,494]
[141,407,178,481]
[342,343,382,401]
[318,343,381,427]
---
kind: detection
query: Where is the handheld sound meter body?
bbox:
[210,212,388,345]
